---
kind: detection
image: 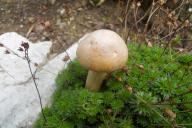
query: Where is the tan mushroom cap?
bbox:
[76,29,128,73]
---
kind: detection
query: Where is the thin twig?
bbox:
[0,65,15,79]
[26,21,36,38]
[133,92,174,128]
[23,44,47,123]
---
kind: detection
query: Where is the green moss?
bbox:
[36,44,192,128]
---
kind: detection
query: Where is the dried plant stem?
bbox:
[26,21,36,38]
[134,5,139,33]
[176,81,192,89]
[133,92,174,128]
[2,43,56,75]
[42,7,72,62]
[163,90,192,103]
[124,0,130,39]
[125,23,133,44]
[0,65,15,79]
[112,0,121,30]
[68,21,78,43]
[176,60,192,88]
[176,109,192,114]
[140,53,181,90]
[134,3,160,57]
[127,101,192,106]
[151,11,192,69]
[24,47,47,124]
[132,2,158,27]
[173,61,192,71]
[116,112,151,116]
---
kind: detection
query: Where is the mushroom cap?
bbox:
[76,29,128,73]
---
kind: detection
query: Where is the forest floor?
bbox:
[0,0,192,56]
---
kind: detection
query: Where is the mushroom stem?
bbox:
[85,70,107,92]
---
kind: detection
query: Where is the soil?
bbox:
[0,0,192,56]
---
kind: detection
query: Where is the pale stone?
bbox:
[0,32,87,128]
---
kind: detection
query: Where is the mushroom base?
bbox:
[85,70,107,92]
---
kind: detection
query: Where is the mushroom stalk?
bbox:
[85,70,107,92]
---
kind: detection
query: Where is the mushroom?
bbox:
[76,29,128,92]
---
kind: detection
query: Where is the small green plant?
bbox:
[5,0,12,7]
[89,0,106,7]
[36,44,192,127]
[101,17,111,22]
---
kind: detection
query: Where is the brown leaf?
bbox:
[5,50,10,54]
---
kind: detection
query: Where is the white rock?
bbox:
[0,32,87,128]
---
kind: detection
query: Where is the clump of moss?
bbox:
[36,44,192,128]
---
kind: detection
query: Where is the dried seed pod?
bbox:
[158,0,166,5]
[0,43,4,47]
[41,5,46,10]
[116,77,122,82]
[152,2,156,6]
[45,21,51,29]
[169,113,176,120]
[164,108,176,120]
[141,71,145,75]
[130,3,135,9]
[165,7,169,12]
[173,0,177,4]
[39,20,46,26]
[170,11,175,16]
[138,64,144,69]
[34,63,38,67]
[125,85,132,92]
[18,47,23,52]
[184,20,189,26]
[166,20,172,27]
[164,108,173,116]
[51,49,56,53]
[123,66,129,72]
[167,13,172,18]
[156,15,161,20]
[5,50,10,54]
[171,16,178,22]
[185,0,189,5]
[63,55,69,61]
[137,2,141,7]
[105,109,112,113]
[128,67,133,70]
